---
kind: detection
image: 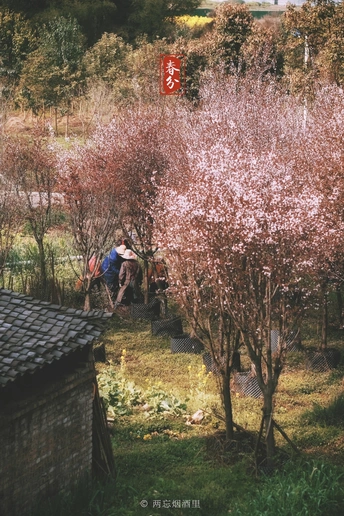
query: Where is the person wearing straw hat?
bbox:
[114,249,143,308]
[100,243,126,299]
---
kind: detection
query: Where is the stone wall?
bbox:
[0,359,95,516]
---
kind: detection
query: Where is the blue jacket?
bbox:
[100,248,124,284]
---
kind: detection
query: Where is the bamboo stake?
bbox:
[273,419,300,455]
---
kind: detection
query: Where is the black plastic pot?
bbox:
[170,333,204,354]
[233,372,262,399]
[151,316,183,337]
[130,298,161,320]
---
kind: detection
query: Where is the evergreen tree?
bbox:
[18,16,85,133]
[282,0,344,91]
[210,3,254,71]
[0,9,36,93]
[114,0,201,41]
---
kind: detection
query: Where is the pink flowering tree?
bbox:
[59,106,182,308]
[89,108,183,303]
[58,140,121,310]
[156,76,343,464]
[299,85,344,342]
[156,229,241,439]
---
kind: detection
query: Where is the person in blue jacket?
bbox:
[100,243,126,299]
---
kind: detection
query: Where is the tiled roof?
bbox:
[0,289,112,388]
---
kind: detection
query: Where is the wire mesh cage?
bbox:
[271,329,279,353]
[306,348,341,372]
[151,316,183,337]
[202,352,221,375]
[170,333,204,354]
[233,372,262,399]
[271,329,302,353]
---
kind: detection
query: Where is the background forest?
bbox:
[1,0,344,135]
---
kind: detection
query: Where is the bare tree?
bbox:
[0,178,23,283]
[1,128,58,299]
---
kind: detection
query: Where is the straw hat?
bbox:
[115,244,126,255]
[122,249,137,260]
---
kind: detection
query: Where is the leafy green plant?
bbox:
[144,381,187,418]
[97,365,143,417]
[6,240,41,275]
[97,362,187,419]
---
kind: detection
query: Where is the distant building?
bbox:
[0,289,113,516]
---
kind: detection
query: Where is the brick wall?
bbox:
[0,359,95,516]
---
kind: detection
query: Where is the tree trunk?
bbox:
[336,285,343,329]
[83,276,93,311]
[54,107,58,136]
[321,287,328,350]
[37,238,47,300]
[65,112,69,138]
[222,373,234,440]
[143,259,149,304]
[84,291,91,311]
[263,390,275,468]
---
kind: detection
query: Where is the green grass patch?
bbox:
[301,393,344,429]
[111,420,255,516]
[233,460,344,516]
